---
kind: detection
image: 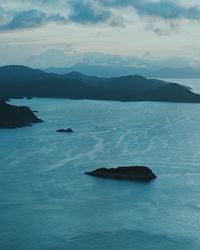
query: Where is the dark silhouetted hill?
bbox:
[100,75,168,91]
[0,65,57,85]
[63,71,105,85]
[1,65,200,103]
[0,100,42,128]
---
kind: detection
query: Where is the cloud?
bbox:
[1,44,199,71]
[134,1,200,20]
[0,8,68,31]
[26,48,81,68]
[0,1,114,31]
[99,0,200,34]
[101,0,200,20]
[69,1,112,24]
[1,0,200,33]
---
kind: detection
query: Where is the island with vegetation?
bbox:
[1,65,200,103]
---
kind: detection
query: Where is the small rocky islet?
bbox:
[56,128,74,133]
[85,166,156,181]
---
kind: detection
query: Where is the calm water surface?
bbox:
[0,81,200,249]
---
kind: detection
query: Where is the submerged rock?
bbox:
[0,100,42,128]
[56,128,74,133]
[85,166,156,181]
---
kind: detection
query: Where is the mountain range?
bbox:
[45,64,200,79]
[0,65,200,103]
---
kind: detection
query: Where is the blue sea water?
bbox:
[1,80,200,249]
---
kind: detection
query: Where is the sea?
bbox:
[0,79,200,250]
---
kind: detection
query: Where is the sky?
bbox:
[1,0,200,69]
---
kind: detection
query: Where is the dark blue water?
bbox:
[1,95,200,249]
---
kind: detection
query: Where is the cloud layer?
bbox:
[0,8,67,31]
[1,0,200,32]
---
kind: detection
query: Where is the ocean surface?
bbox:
[0,79,200,250]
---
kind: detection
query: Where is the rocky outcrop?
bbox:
[0,100,42,128]
[56,128,74,133]
[85,166,156,181]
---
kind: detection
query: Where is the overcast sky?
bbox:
[1,0,200,69]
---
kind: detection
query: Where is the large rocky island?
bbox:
[0,100,42,128]
[85,166,156,181]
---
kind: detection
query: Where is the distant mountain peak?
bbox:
[66,71,86,76]
[45,64,200,78]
